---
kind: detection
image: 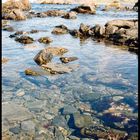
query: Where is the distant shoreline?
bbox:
[2,0,137,5]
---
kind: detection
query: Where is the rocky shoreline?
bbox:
[2,0,138,139]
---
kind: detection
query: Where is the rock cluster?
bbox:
[69,19,138,53]
[2,0,31,20]
[30,46,78,75]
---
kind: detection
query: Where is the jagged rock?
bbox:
[69,29,81,37]
[80,127,128,139]
[52,25,69,34]
[2,0,31,11]
[43,10,67,17]
[15,36,34,44]
[62,11,77,19]
[34,51,53,66]
[2,9,26,20]
[91,24,105,37]
[38,37,53,44]
[34,47,68,65]
[60,57,78,63]
[105,19,136,29]
[43,47,68,56]
[79,23,91,36]
[71,5,96,14]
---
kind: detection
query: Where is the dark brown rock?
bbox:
[71,5,96,14]
[80,127,127,139]
[62,11,77,19]
[92,24,105,37]
[60,57,78,63]
[34,51,53,65]
[15,36,34,44]
[25,69,40,76]
[2,58,9,64]
[105,19,136,29]
[2,9,26,20]
[133,1,138,12]
[44,10,67,17]
[30,30,39,34]
[52,25,68,34]
[69,29,81,37]
[3,26,14,32]
[38,37,53,44]
[79,23,91,36]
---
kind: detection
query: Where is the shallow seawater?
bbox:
[2,3,138,138]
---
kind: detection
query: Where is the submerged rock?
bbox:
[61,105,78,115]
[52,115,67,128]
[21,120,35,133]
[15,36,34,44]
[2,102,33,123]
[60,57,78,63]
[41,63,79,74]
[80,126,128,139]
[73,113,93,128]
[71,5,96,14]
[38,37,53,44]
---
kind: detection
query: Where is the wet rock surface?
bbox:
[15,35,34,44]
[52,25,69,34]
[38,37,53,44]
[43,10,67,17]
[69,19,138,53]
[60,57,78,63]
[70,5,96,14]
[2,9,27,20]
[3,25,14,32]
[2,58,9,64]
[62,11,77,19]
